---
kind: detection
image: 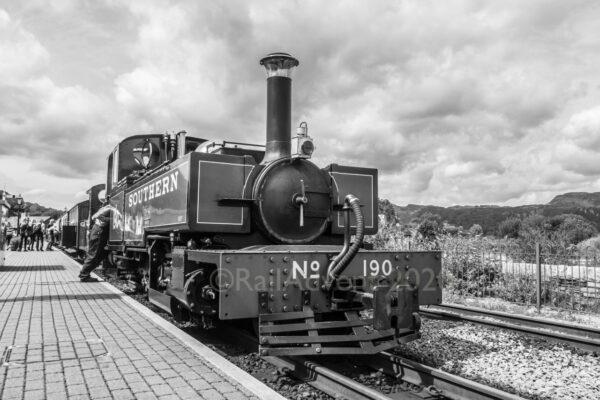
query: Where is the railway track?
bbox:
[263,347,525,399]
[221,324,426,400]
[222,323,524,400]
[265,355,424,400]
[365,352,523,400]
[421,303,600,352]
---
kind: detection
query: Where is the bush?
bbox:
[367,224,404,250]
[468,224,483,236]
[416,213,443,241]
[497,213,597,255]
[494,274,537,305]
[498,217,521,239]
[577,235,600,252]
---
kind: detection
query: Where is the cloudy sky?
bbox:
[1,0,600,210]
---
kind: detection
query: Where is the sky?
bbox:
[1,0,600,210]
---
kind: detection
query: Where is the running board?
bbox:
[258,307,419,356]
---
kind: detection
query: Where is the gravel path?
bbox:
[395,319,600,399]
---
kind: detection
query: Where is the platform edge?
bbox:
[59,253,286,400]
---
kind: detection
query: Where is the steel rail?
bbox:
[366,352,525,400]
[224,326,413,400]
[421,304,600,352]
[226,325,521,400]
[265,355,414,400]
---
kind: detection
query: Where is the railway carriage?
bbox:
[58,184,105,257]
[65,53,443,356]
[58,203,79,250]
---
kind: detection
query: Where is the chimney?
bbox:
[259,52,299,163]
[177,130,187,158]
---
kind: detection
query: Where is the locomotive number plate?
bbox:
[362,259,394,276]
[291,258,398,279]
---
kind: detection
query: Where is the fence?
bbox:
[442,243,600,313]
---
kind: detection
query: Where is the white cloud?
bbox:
[0,7,115,208]
[23,188,46,196]
[0,10,49,82]
[562,106,600,149]
[2,0,600,210]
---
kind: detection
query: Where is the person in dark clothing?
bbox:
[1,223,6,251]
[33,220,44,251]
[26,220,35,250]
[79,201,115,282]
[3,222,12,251]
[18,218,29,251]
[46,219,56,250]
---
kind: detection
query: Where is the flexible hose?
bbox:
[324,194,364,290]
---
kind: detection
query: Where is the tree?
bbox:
[518,214,547,245]
[443,223,461,235]
[501,213,597,251]
[468,224,483,236]
[577,235,600,252]
[416,212,442,241]
[549,214,597,247]
[497,216,521,239]
[378,199,398,225]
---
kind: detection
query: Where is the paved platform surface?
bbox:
[0,251,284,400]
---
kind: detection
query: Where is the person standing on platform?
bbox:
[39,221,45,250]
[27,220,35,251]
[18,218,29,251]
[79,199,115,282]
[5,222,13,250]
[46,219,56,250]
[1,222,6,250]
[33,220,43,251]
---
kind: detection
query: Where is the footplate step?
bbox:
[258,307,418,356]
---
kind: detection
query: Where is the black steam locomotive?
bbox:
[61,53,442,356]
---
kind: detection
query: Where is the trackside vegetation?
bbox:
[374,200,600,313]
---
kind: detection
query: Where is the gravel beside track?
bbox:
[421,304,600,352]
[395,319,600,400]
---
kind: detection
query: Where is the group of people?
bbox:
[1,199,114,283]
[1,218,57,251]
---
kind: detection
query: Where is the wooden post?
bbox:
[536,242,542,312]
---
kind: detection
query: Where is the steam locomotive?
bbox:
[60,53,442,356]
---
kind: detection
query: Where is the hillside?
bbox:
[3,198,62,219]
[548,192,600,207]
[391,192,600,235]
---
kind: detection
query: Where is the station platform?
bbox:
[0,251,285,400]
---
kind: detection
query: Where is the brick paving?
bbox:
[0,251,283,400]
